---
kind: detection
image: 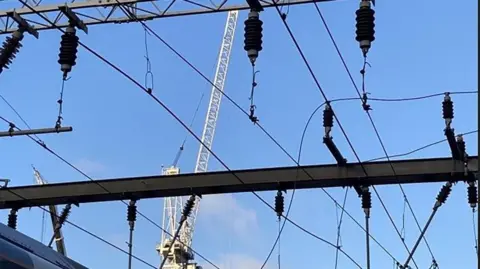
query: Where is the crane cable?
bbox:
[172,93,205,167]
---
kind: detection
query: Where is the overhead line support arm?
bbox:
[0,157,476,209]
[0,0,335,35]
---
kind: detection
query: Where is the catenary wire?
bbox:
[260,96,413,268]
[0,119,159,269]
[269,2,419,266]
[23,2,476,264]
[17,2,362,266]
[0,94,42,142]
[9,3,474,266]
[109,5,361,266]
[311,3,441,264]
[110,6,478,266]
[473,210,478,255]
[334,189,349,269]
[366,130,478,162]
[16,4,474,268]
[0,113,220,269]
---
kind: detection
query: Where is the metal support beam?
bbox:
[0,156,476,209]
[0,126,73,137]
[6,11,39,38]
[0,0,334,35]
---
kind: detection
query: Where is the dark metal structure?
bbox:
[0,156,476,209]
[0,0,333,35]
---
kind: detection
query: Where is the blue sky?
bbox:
[0,0,477,268]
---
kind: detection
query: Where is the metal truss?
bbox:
[0,0,334,35]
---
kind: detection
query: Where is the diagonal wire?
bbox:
[0,115,220,268]
[267,1,420,267]
[18,2,362,266]
[260,98,402,268]
[312,2,434,265]
[366,130,478,162]
[111,8,477,266]
[0,122,159,269]
[334,188,349,269]
[0,94,42,142]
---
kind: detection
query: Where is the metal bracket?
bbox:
[6,11,39,38]
[0,126,73,137]
[59,5,88,34]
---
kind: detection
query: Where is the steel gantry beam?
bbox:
[0,156,477,209]
[0,0,335,35]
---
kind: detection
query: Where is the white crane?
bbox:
[33,167,67,256]
[156,10,239,269]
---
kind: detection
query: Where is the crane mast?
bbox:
[156,10,238,269]
[33,167,67,256]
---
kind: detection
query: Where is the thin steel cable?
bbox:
[112,5,359,264]
[269,1,419,266]
[0,92,216,267]
[172,92,205,166]
[311,3,433,265]
[0,155,159,269]
[55,78,67,128]
[0,113,221,269]
[366,130,478,162]
[260,97,406,268]
[334,188,349,269]
[109,9,478,266]
[18,3,361,266]
[473,210,478,255]
[400,197,407,241]
[0,94,42,142]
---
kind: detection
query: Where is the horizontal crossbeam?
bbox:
[0,156,476,209]
[0,0,334,35]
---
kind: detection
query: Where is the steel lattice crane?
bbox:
[155,10,238,269]
[33,167,67,256]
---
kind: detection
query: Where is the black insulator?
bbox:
[275,190,284,218]
[467,184,477,207]
[244,11,263,64]
[323,105,334,128]
[182,196,195,217]
[8,209,17,230]
[58,26,79,78]
[436,184,452,205]
[456,137,466,156]
[0,30,24,74]
[362,189,372,209]
[127,202,137,222]
[58,205,71,225]
[442,95,454,120]
[355,1,375,55]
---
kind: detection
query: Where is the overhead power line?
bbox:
[269,1,421,267]
[0,114,221,269]
[17,1,363,267]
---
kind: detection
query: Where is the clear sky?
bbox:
[0,0,477,268]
